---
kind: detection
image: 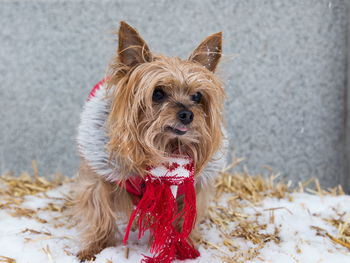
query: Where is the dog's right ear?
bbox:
[118,21,152,67]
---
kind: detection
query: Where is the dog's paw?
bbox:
[190,228,203,245]
[77,249,97,262]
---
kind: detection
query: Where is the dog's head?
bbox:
[107,22,225,176]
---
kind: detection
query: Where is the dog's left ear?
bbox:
[118,21,152,67]
[189,32,222,72]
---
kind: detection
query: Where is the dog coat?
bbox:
[77,80,228,262]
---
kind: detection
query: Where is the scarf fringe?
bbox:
[123,175,200,263]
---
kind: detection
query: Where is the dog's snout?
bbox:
[177,110,194,125]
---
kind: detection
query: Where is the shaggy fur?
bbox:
[72,21,227,261]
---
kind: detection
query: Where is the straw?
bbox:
[0,159,348,262]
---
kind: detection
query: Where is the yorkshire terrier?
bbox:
[73,21,228,261]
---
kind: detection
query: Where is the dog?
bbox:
[73,21,228,261]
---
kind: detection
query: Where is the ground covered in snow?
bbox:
[0,168,350,263]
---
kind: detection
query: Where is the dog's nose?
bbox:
[177,110,194,125]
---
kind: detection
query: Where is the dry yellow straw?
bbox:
[0,159,348,263]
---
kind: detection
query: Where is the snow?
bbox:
[1,183,350,263]
[251,194,350,263]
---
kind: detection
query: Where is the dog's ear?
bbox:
[189,32,222,72]
[118,21,152,67]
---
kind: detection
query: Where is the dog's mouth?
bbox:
[166,125,188,135]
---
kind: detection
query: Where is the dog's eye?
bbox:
[191,92,202,103]
[152,88,166,102]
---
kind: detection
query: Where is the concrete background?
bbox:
[0,0,349,190]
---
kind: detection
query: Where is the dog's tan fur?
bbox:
[72,21,225,261]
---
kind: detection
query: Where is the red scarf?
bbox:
[123,156,200,263]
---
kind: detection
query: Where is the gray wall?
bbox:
[1,0,349,190]
[347,0,350,192]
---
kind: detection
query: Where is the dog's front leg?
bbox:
[72,161,132,261]
[175,182,215,245]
